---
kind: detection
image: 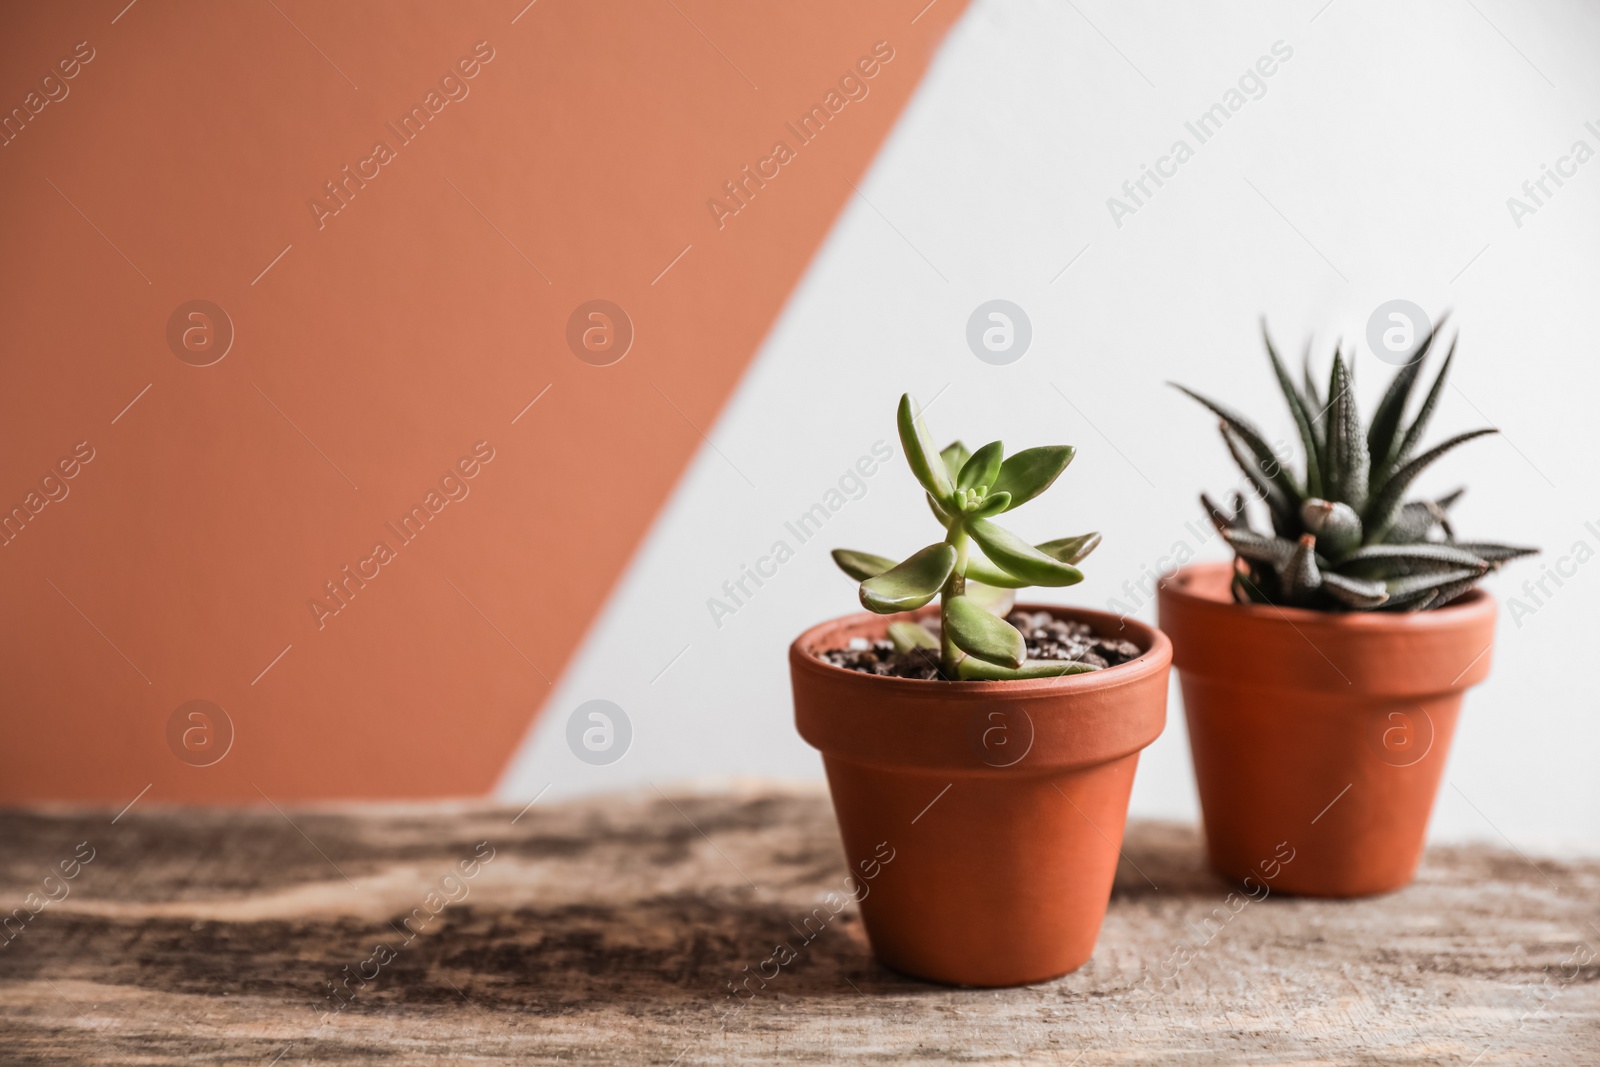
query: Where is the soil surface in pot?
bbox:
[817,610,1142,679]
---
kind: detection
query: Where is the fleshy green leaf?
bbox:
[1038,532,1102,565]
[897,394,954,503]
[956,657,1099,680]
[887,619,939,652]
[939,441,970,484]
[958,440,1004,492]
[1363,429,1496,541]
[964,553,1032,589]
[966,518,1084,587]
[858,543,956,614]
[944,594,1026,668]
[988,445,1075,511]
[965,581,1016,617]
[926,492,955,529]
[831,549,894,582]
[968,491,1012,519]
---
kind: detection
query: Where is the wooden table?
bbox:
[2,785,1596,1064]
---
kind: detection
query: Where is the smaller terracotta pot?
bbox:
[1158,563,1497,898]
[790,604,1170,987]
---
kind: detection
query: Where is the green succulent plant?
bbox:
[831,394,1101,680]
[1174,319,1536,612]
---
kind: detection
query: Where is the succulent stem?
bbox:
[939,526,970,679]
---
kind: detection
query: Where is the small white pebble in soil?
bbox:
[847,637,870,651]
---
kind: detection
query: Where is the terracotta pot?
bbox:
[790,604,1170,987]
[1158,563,1496,898]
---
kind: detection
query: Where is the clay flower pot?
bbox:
[790,603,1170,987]
[1158,562,1497,898]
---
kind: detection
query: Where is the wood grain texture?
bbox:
[1,785,1596,1064]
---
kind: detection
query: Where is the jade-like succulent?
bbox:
[831,394,1101,680]
[1174,319,1536,612]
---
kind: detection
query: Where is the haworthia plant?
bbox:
[831,394,1101,680]
[1174,319,1536,612]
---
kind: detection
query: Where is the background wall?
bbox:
[4,0,1594,854]
[0,0,966,802]
[502,0,1600,854]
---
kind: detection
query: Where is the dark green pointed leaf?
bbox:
[1038,532,1101,565]
[1367,315,1447,470]
[1201,492,1231,535]
[831,549,894,582]
[1173,384,1302,503]
[1301,339,1323,416]
[1381,568,1487,610]
[1363,429,1496,541]
[1280,535,1322,603]
[1323,352,1369,509]
[1321,572,1389,609]
[897,393,954,503]
[987,445,1075,512]
[1220,424,1295,533]
[966,518,1084,587]
[858,543,956,614]
[1234,567,1275,604]
[1414,574,1483,611]
[1383,499,1452,544]
[1449,542,1539,564]
[956,657,1099,680]
[1340,543,1490,579]
[944,594,1025,667]
[1202,492,1248,535]
[1383,336,1457,483]
[1264,323,1322,498]
[1221,527,1296,566]
[957,440,1004,492]
[940,441,970,483]
[887,620,939,653]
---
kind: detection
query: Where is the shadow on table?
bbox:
[0,814,1232,1013]
[1111,818,1236,900]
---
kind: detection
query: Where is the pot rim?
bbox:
[788,601,1173,699]
[1159,561,1495,631]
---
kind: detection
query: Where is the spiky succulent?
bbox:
[832,394,1101,680]
[1174,319,1536,612]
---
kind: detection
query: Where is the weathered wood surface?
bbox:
[1,785,1596,1065]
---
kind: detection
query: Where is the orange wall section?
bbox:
[0,0,967,802]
